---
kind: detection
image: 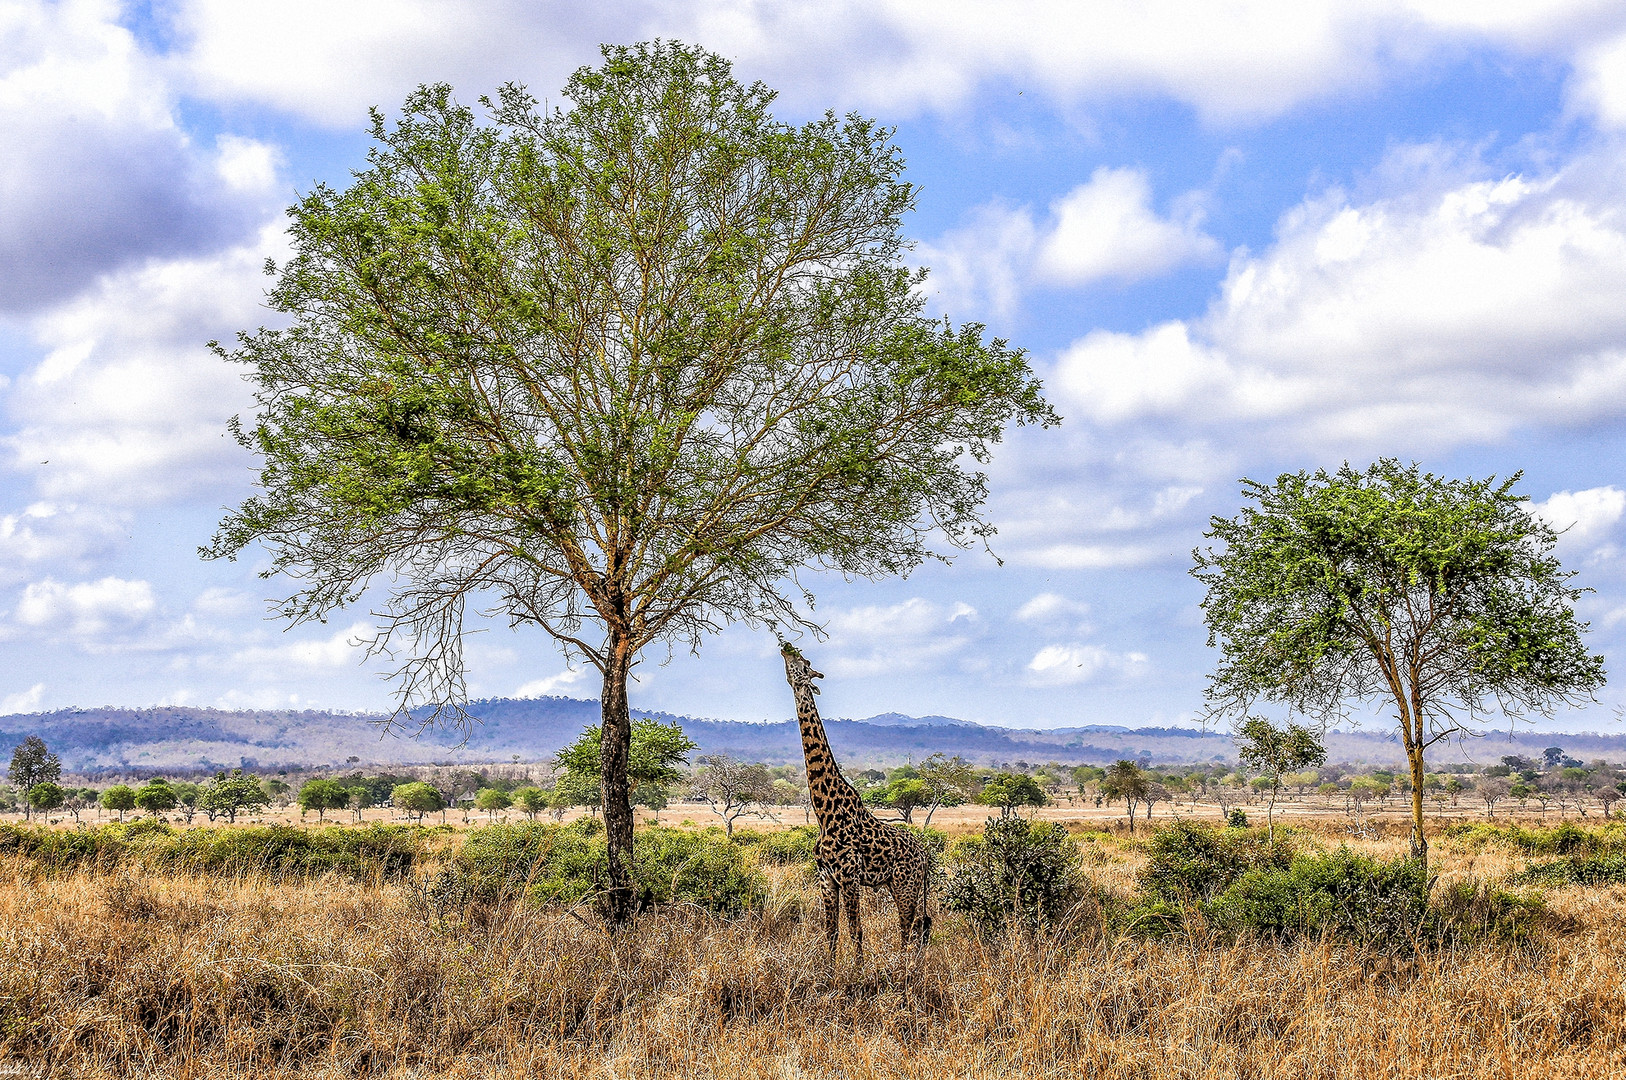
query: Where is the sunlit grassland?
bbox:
[2,817,1624,1078]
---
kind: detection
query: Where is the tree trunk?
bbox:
[599,635,637,925]
[1406,742,1428,868]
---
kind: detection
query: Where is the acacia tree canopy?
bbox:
[203,41,1054,922]
[1193,459,1605,865]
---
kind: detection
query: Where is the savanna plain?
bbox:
[3,807,1624,1080]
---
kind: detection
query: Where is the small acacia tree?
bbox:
[134,780,178,818]
[100,785,136,822]
[474,787,513,820]
[391,782,445,824]
[1235,718,1326,842]
[298,778,349,822]
[9,737,60,822]
[693,755,775,836]
[977,772,1047,820]
[202,770,270,824]
[203,41,1055,923]
[1100,760,1150,830]
[1194,460,1606,868]
[27,782,65,817]
[918,753,977,827]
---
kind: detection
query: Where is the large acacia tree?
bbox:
[206,42,1055,921]
[1193,460,1605,867]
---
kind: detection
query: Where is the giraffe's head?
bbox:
[780,641,823,694]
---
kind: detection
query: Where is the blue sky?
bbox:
[7,1,1626,734]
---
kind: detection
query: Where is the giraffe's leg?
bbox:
[893,874,917,950]
[844,882,864,961]
[821,876,841,956]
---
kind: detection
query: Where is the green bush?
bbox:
[740,825,819,866]
[437,821,765,915]
[1139,821,1294,904]
[1431,879,1547,944]
[942,816,1085,938]
[1203,849,1429,946]
[1513,854,1626,887]
[1443,821,1626,857]
[0,822,425,881]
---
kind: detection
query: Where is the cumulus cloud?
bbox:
[0,0,281,312]
[819,597,981,678]
[1012,592,1092,624]
[1036,168,1220,285]
[2,222,281,503]
[0,502,126,585]
[14,575,156,638]
[1530,486,1626,546]
[229,621,379,670]
[161,0,1626,128]
[515,667,591,698]
[0,682,44,715]
[1025,643,1150,687]
[1051,146,1626,450]
[919,169,1218,318]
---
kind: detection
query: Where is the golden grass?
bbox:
[2,820,1624,1078]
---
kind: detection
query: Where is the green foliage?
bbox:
[1139,821,1295,904]
[942,817,1084,938]
[7,736,60,794]
[736,825,819,867]
[26,782,65,814]
[437,822,764,915]
[976,772,1047,816]
[201,769,270,823]
[1203,850,1431,946]
[474,788,513,816]
[1513,855,1626,886]
[1443,821,1626,856]
[1227,808,1249,829]
[99,785,137,818]
[298,778,350,819]
[553,719,697,786]
[1194,460,1607,863]
[391,782,446,822]
[511,786,548,819]
[133,780,177,815]
[0,822,425,881]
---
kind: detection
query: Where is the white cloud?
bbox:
[820,597,981,678]
[0,0,280,311]
[159,1,1626,131]
[14,575,156,638]
[3,222,282,503]
[919,169,1217,318]
[1051,146,1626,449]
[0,683,44,715]
[1530,486,1626,546]
[515,668,590,698]
[1025,643,1150,687]
[0,502,125,585]
[229,621,378,670]
[1012,592,1091,624]
[1036,167,1220,285]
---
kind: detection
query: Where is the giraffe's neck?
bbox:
[792,683,864,825]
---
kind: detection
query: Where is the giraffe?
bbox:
[780,641,932,959]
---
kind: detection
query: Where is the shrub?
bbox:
[942,816,1084,939]
[1444,821,1626,857]
[1139,821,1294,904]
[1513,854,1626,887]
[1203,849,1429,947]
[0,822,425,881]
[436,822,765,916]
[1226,808,1249,829]
[740,825,819,866]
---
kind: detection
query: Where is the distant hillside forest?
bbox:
[4,695,1626,774]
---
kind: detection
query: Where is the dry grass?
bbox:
[2,820,1624,1078]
